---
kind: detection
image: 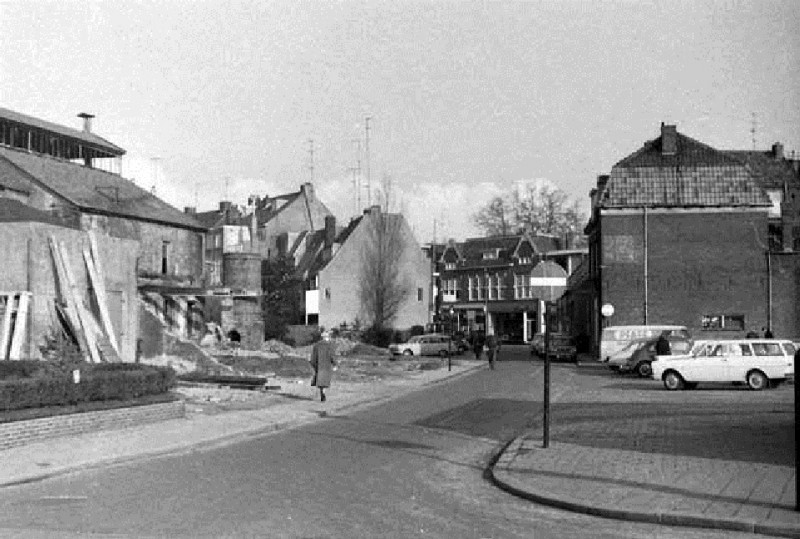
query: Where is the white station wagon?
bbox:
[389,334,452,357]
[651,339,796,390]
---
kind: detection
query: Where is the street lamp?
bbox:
[448,307,454,371]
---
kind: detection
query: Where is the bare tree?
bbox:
[358,212,410,329]
[472,196,514,236]
[474,184,587,246]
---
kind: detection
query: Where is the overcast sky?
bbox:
[2,1,799,241]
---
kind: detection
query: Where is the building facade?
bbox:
[583,123,800,352]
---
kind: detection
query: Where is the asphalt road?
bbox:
[0,347,764,538]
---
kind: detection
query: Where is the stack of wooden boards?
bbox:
[49,233,120,363]
[0,291,31,360]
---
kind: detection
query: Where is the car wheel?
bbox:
[663,370,684,391]
[746,370,768,391]
[635,362,653,378]
[402,349,413,356]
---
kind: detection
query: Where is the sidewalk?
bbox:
[490,357,800,538]
[0,359,485,488]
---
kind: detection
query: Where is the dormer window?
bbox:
[518,256,531,265]
[482,249,499,260]
[445,262,456,270]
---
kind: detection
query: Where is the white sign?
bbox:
[601,303,615,317]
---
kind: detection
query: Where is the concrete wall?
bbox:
[599,208,771,338]
[318,211,430,330]
[0,222,138,361]
[81,214,204,283]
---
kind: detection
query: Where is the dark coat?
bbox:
[310,340,336,388]
[655,335,671,355]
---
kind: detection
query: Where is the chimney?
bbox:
[219,201,232,213]
[183,206,196,215]
[301,182,315,202]
[661,123,677,156]
[772,142,784,159]
[364,205,382,215]
[324,215,336,248]
[77,112,94,133]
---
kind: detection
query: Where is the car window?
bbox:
[782,343,796,355]
[739,343,752,356]
[710,344,725,356]
[752,343,782,356]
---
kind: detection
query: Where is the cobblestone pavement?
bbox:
[490,359,800,537]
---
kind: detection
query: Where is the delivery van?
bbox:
[600,325,690,365]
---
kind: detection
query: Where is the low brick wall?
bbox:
[0,400,185,451]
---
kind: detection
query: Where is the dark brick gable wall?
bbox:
[600,210,771,337]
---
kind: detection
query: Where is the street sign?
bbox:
[601,303,615,317]
[530,261,568,302]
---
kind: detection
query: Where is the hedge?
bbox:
[0,362,176,412]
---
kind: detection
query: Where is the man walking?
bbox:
[485,332,500,370]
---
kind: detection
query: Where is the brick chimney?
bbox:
[772,142,784,159]
[661,123,677,156]
[183,206,196,214]
[219,201,232,213]
[301,182,315,202]
[324,215,336,248]
[77,112,94,133]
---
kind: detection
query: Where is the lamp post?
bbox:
[448,306,454,371]
[543,301,554,448]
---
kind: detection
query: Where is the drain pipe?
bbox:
[766,250,772,332]
[643,207,648,325]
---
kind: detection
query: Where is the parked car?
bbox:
[601,325,690,364]
[618,335,694,377]
[529,333,577,362]
[389,333,453,357]
[651,339,796,390]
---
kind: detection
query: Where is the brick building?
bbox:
[583,123,800,352]
[0,107,207,359]
[435,233,586,343]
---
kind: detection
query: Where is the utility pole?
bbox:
[750,112,757,150]
[365,116,372,207]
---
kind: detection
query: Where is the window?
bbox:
[442,279,458,301]
[161,241,170,275]
[417,288,423,301]
[518,256,531,265]
[752,343,782,356]
[324,287,331,300]
[738,344,752,356]
[783,343,796,355]
[701,314,744,331]
[482,250,498,260]
[445,262,456,270]
[468,276,481,301]
[514,274,531,299]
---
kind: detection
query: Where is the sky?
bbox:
[2,1,799,242]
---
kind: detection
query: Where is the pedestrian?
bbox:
[472,331,485,360]
[310,329,336,402]
[485,332,500,370]
[655,331,671,355]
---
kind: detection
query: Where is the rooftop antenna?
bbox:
[224,176,231,201]
[308,139,315,184]
[750,112,757,150]
[150,156,161,191]
[365,116,372,207]
[352,138,362,213]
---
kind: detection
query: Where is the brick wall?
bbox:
[0,400,185,451]
[600,209,771,337]
[771,253,800,340]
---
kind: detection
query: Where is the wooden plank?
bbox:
[49,237,89,359]
[0,293,14,360]
[9,292,30,359]
[56,240,100,363]
[83,247,119,354]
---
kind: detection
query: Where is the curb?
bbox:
[486,440,800,539]
[0,362,486,490]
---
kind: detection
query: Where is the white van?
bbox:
[601,325,690,365]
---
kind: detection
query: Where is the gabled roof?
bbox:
[0,198,74,227]
[0,146,206,231]
[0,107,125,156]
[601,128,772,209]
[725,150,799,190]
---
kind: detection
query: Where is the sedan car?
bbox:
[388,334,453,357]
[529,333,577,362]
[651,339,796,390]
